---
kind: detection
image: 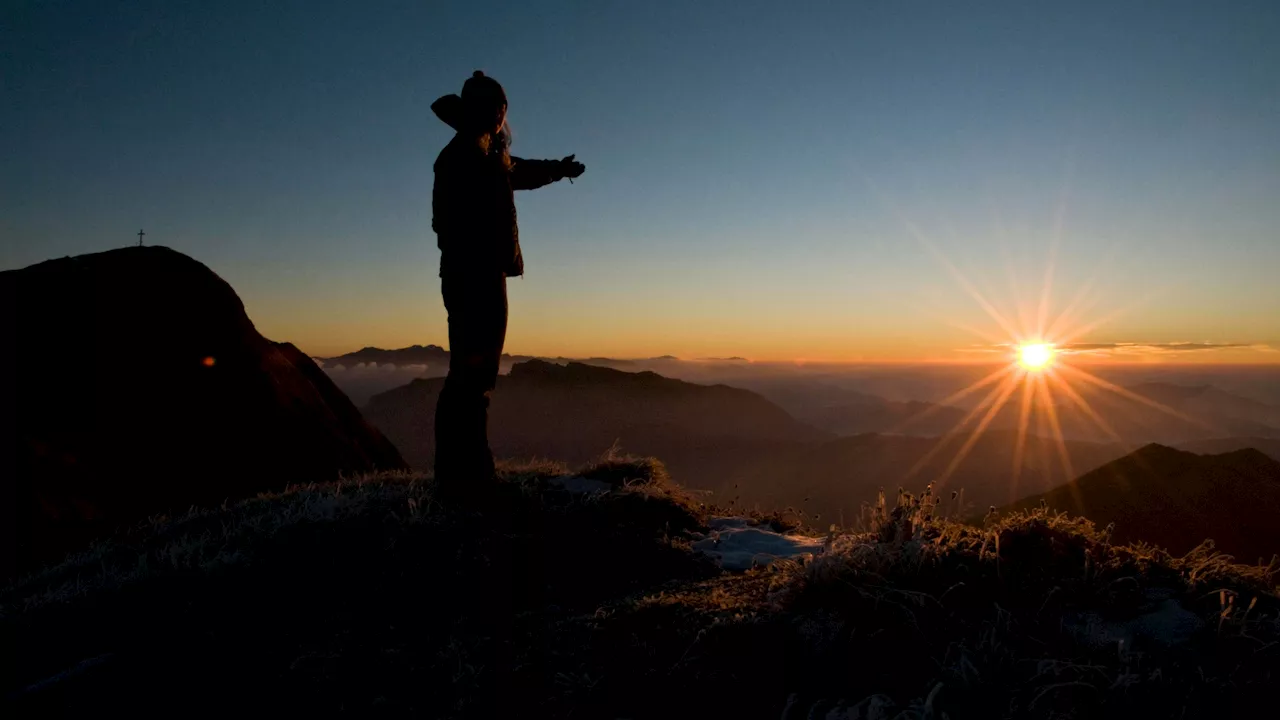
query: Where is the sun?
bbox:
[1017,343,1055,371]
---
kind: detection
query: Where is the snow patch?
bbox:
[1067,588,1205,649]
[693,516,826,570]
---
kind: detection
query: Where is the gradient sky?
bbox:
[4,1,1279,361]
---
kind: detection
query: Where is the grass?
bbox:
[4,457,1280,718]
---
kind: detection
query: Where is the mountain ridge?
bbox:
[1000,443,1280,560]
[365,358,1132,517]
[365,359,831,480]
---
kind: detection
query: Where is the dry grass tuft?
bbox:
[5,459,1280,718]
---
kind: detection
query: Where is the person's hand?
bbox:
[559,154,585,181]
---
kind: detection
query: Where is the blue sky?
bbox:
[4,0,1278,360]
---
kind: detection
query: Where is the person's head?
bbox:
[460,71,511,161]
[461,71,507,135]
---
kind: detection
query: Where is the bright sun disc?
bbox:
[1017,343,1055,370]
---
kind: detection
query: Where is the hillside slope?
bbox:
[4,459,1278,719]
[0,246,405,579]
[1001,444,1280,561]
[731,429,1129,522]
[364,358,830,482]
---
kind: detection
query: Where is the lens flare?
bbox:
[1017,343,1054,371]
[878,181,1227,509]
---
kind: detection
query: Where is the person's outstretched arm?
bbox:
[510,155,585,191]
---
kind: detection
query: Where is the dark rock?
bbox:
[0,246,406,578]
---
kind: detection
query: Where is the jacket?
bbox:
[431,94,562,277]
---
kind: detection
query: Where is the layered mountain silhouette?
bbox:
[727,429,1130,522]
[733,378,969,436]
[979,380,1280,444]
[634,371,1280,445]
[0,246,405,579]
[1000,444,1280,561]
[803,399,967,437]
[314,344,640,370]
[365,360,1130,519]
[324,346,977,437]
[1178,436,1280,461]
[1129,383,1280,428]
[316,347,634,405]
[332,345,1280,447]
[364,359,829,487]
[317,344,454,367]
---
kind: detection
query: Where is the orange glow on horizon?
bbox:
[870,223,1261,506]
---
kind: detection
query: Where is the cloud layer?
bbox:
[959,342,1277,358]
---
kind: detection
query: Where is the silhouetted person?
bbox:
[430,71,585,490]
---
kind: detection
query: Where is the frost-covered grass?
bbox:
[5,460,1280,718]
[767,490,1280,718]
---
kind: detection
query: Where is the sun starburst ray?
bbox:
[904,369,1019,480]
[892,208,1025,343]
[941,256,1025,344]
[1000,244,1034,339]
[1045,368,1124,443]
[1056,364,1216,431]
[949,321,1011,348]
[887,190,1203,517]
[935,373,1022,488]
[1054,290,1163,348]
[1010,378,1037,502]
[1042,243,1123,343]
[1034,373,1082,511]
[888,364,1015,435]
[1036,242,1059,340]
[1043,286,1102,346]
[1035,161,1073,339]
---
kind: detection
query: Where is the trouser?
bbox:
[433,273,508,482]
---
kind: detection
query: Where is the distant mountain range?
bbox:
[335,342,1280,539]
[1177,436,1280,461]
[323,346,1280,449]
[745,376,1280,443]
[317,348,693,405]
[1058,381,1280,442]
[364,359,1134,521]
[1130,382,1280,428]
[364,360,830,488]
[321,347,991,439]
[315,345,684,371]
[921,379,1280,446]
[727,429,1131,523]
[726,377,970,437]
[1001,444,1280,561]
[317,344,455,367]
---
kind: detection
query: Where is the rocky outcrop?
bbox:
[0,246,406,578]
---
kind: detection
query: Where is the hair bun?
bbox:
[472,70,485,78]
